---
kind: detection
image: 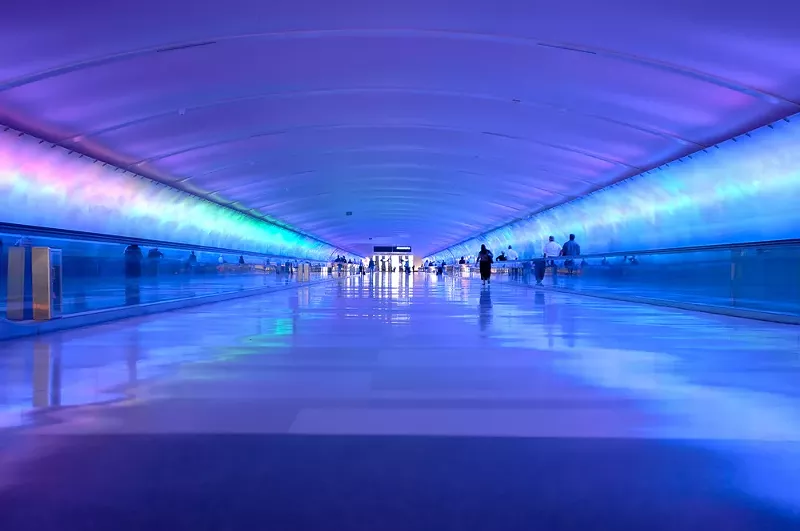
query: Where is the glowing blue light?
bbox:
[428,114,800,261]
[0,130,356,260]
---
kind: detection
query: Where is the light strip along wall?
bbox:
[0,129,352,261]
[427,114,800,261]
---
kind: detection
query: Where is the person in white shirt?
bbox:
[543,236,562,258]
[505,245,519,261]
[543,236,562,279]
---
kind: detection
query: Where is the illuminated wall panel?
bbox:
[428,114,800,261]
[0,131,349,260]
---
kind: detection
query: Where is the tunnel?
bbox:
[1,2,800,530]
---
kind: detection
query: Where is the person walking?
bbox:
[147,248,163,276]
[543,236,562,280]
[534,255,547,286]
[505,245,519,261]
[476,244,494,286]
[124,244,143,278]
[561,234,581,275]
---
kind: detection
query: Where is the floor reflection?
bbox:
[0,274,799,525]
[32,343,61,408]
[479,286,493,333]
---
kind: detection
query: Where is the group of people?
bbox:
[368,257,413,273]
[332,255,358,276]
[474,244,522,285]
[475,235,581,286]
[538,234,581,284]
[422,259,447,275]
[496,246,519,262]
[124,245,259,278]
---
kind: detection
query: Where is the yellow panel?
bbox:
[32,247,52,321]
[6,247,26,321]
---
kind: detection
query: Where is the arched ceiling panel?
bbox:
[147,127,620,178]
[72,91,686,164]
[2,0,799,256]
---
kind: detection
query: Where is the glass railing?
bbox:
[453,240,800,317]
[0,230,342,321]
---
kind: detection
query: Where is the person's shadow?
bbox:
[479,286,493,333]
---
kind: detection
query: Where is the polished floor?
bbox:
[1,273,799,530]
[0,271,322,316]
[488,264,800,316]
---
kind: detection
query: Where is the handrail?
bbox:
[439,238,800,263]
[573,238,800,260]
[0,221,330,262]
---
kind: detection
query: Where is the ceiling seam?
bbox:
[57,87,701,147]
[2,28,796,108]
[127,123,640,169]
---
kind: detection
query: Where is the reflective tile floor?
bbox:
[0,271,324,316]
[1,273,800,530]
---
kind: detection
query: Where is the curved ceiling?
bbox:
[2,0,799,256]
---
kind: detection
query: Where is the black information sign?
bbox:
[373,246,412,253]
